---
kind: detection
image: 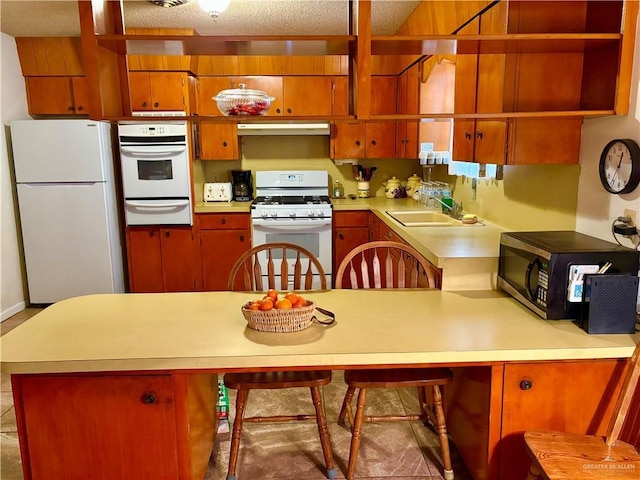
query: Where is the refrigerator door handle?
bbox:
[125,200,190,209]
[22,182,99,187]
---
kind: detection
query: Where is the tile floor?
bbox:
[1,308,474,480]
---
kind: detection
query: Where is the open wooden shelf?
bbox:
[97,35,355,56]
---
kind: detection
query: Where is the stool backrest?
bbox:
[608,340,640,448]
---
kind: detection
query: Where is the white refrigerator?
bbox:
[11,119,124,304]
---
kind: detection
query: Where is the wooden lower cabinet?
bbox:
[12,373,216,480]
[333,211,370,288]
[446,359,627,480]
[126,226,199,293]
[199,213,251,291]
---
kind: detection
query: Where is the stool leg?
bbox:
[227,388,249,480]
[310,386,336,479]
[346,388,367,480]
[339,385,356,425]
[417,386,428,420]
[432,385,454,480]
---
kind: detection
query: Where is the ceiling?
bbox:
[0,0,422,37]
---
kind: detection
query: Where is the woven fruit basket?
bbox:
[242,301,316,333]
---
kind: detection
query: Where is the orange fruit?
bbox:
[249,303,260,311]
[275,298,293,309]
[294,296,307,308]
[259,299,274,311]
[284,292,299,305]
[266,289,278,301]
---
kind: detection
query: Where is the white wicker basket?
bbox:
[241,301,315,333]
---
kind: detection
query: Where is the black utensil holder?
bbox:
[578,274,638,334]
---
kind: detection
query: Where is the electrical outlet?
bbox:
[624,209,637,227]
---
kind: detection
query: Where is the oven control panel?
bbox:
[278,174,304,184]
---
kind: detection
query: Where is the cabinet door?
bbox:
[333,226,370,288]
[149,72,186,111]
[474,120,507,164]
[127,227,164,293]
[20,374,179,480]
[368,213,381,241]
[26,77,74,115]
[500,360,625,479]
[199,122,239,160]
[71,76,89,114]
[197,77,231,116]
[233,76,284,115]
[129,72,152,111]
[404,66,420,159]
[332,123,365,159]
[201,229,251,291]
[283,76,332,116]
[371,76,397,115]
[508,117,582,165]
[452,120,476,162]
[160,227,197,292]
[366,122,396,159]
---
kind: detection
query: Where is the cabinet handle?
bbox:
[287,108,292,114]
[67,106,74,111]
[239,235,245,242]
[165,231,170,238]
[77,105,84,112]
[221,218,226,225]
[276,108,281,114]
[519,380,533,390]
[142,101,147,107]
[338,233,344,240]
[149,230,155,238]
[222,141,228,147]
[476,131,484,139]
[355,140,361,146]
[154,102,160,108]
[141,393,156,404]
[465,132,472,140]
[371,140,377,146]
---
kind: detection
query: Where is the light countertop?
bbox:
[2,290,637,375]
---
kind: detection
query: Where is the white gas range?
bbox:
[251,171,332,288]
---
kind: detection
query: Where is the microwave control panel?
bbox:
[535,269,549,307]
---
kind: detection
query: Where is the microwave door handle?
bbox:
[120,146,186,157]
[524,258,541,301]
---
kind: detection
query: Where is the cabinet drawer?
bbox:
[333,211,369,228]
[199,213,250,230]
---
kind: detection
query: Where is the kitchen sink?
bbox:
[386,210,484,227]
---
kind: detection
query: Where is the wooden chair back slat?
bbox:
[227,242,327,291]
[385,249,393,288]
[372,249,381,288]
[335,241,438,290]
[606,341,640,446]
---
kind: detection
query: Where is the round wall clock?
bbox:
[599,138,640,194]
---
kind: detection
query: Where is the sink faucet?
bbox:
[430,196,463,220]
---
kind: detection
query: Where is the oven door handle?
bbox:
[126,200,190,209]
[120,146,186,157]
[252,219,332,228]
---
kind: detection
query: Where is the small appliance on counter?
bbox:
[498,230,640,320]
[232,170,253,201]
[204,182,233,202]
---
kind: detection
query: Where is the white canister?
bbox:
[357,181,370,198]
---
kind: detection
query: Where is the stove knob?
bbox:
[261,210,269,218]
[307,209,315,217]
[315,209,323,217]
[289,210,297,218]
[270,210,278,217]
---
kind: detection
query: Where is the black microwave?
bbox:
[498,231,640,319]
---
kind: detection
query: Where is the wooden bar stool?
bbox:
[224,243,335,480]
[524,340,640,479]
[335,241,454,480]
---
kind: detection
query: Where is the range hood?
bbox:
[237,122,330,136]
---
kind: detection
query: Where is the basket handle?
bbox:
[313,307,336,326]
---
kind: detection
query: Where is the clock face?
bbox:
[599,139,640,194]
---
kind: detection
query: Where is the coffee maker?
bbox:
[231,170,253,202]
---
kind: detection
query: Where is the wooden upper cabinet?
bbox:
[199,122,239,160]
[197,77,232,116]
[15,37,84,76]
[332,76,350,116]
[231,76,284,116]
[370,76,397,115]
[283,76,332,116]
[25,76,88,116]
[129,72,190,112]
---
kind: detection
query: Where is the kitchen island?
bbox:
[2,290,637,479]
